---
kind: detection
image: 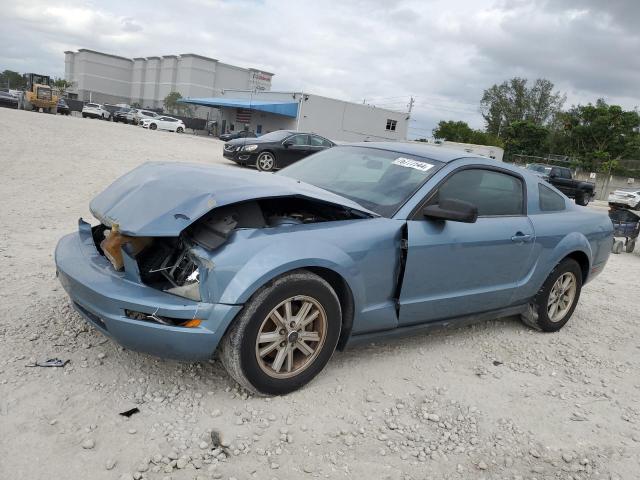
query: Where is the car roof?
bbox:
[342,142,487,163]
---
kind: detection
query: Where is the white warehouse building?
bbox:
[180,90,409,142]
[63,49,410,142]
[64,49,273,108]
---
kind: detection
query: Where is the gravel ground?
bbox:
[0,107,639,480]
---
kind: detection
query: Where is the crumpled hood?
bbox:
[90,162,375,236]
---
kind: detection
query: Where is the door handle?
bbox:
[511,232,533,243]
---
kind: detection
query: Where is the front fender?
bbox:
[205,228,366,309]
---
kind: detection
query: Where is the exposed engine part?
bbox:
[100,230,151,271]
[188,201,265,249]
[137,239,198,285]
[188,197,364,250]
[165,271,201,301]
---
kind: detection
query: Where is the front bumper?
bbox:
[54,220,242,361]
[223,148,256,166]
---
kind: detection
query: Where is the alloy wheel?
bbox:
[255,295,327,378]
[257,153,274,171]
[547,272,577,322]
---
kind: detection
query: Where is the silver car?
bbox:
[608,189,640,210]
[134,109,159,125]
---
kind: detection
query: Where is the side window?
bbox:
[539,184,565,212]
[310,135,330,147]
[436,168,524,216]
[289,134,309,145]
[561,169,572,179]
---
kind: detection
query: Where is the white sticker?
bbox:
[392,157,434,172]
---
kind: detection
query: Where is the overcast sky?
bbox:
[1,0,638,137]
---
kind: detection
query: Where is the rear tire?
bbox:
[521,258,582,332]
[220,270,341,395]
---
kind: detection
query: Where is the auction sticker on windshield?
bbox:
[392,157,434,172]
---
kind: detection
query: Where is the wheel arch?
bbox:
[213,265,358,355]
[563,250,590,284]
[305,266,355,350]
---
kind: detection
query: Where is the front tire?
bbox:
[521,258,582,332]
[256,152,276,171]
[220,270,341,395]
[150,123,157,130]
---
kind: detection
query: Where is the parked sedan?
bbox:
[57,98,70,115]
[608,189,640,210]
[0,89,19,109]
[55,143,612,395]
[223,130,335,171]
[133,109,158,125]
[219,130,257,142]
[112,107,132,123]
[141,116,186,133]
[82,103,110,120]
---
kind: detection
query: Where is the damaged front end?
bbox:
[90,196,370,307]
[92,223,205,303]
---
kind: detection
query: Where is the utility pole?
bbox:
[408,96,414,115]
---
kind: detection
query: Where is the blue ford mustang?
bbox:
[55,143,613,394]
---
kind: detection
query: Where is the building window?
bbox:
[386,119,397,131]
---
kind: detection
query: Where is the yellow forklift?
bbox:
[19,73,58,113]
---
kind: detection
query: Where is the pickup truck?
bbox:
[526,164,595,206]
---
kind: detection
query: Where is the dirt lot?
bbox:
[0,107,639,480]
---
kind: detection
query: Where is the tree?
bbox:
[557,99,640,171]
[502,121,550,156]
[433,120,503,147]
[164,91,183,113]
[53,78,73,96]
[0,70,26,90]
[432,120,474,142]
[480,77,565,136]
[163,91,194,116]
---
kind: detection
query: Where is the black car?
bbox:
[112,107,132,123]
[223,130,335,171]
[57,98,70,115]
[220,130,257,142]
[0,89,19,109]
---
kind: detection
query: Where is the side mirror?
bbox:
[549,172,557,179]
[283,140,293,147]
[423,199,478,223]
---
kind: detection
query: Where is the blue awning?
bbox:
[177,97,299,118]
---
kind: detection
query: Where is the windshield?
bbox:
[278,146,443,217]
[527,164,551,174]
[256,130,291,141]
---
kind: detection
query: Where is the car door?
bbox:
[398,166,536,325]
[280,134,310,167]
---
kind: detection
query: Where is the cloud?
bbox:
[0,0,637,137]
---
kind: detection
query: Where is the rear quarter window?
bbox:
[539,184,566,212]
